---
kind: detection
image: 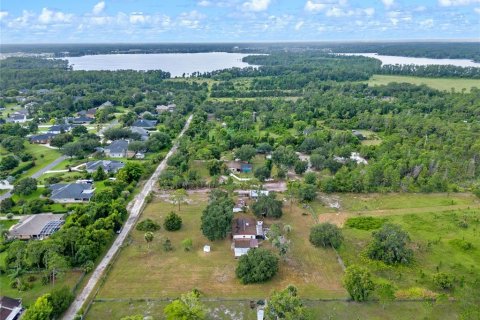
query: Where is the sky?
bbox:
[0,0,479,43]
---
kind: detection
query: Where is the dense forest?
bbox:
[1,42,479,62]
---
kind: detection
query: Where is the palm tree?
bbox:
[144,232,154,251]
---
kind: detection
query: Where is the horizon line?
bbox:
[1,38,480,46]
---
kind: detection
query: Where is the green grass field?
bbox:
[367,75,480,92]
[95,193,344,301]
[0,269,84,306]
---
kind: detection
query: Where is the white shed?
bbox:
[203,245,211,253]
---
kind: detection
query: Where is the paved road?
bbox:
[62,115,193,320]
[0,155,67,201]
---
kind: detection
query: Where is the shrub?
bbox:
[236,248,279,284]
[164,212,182,231]
[367,223,413,265]
[136,219,160,232]
[309,223,343,249]
[345,216,385,230]
[433,272,454,290]
[343,265,374,302]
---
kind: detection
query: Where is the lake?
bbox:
[343,53,480,67]
[65,52,257,77]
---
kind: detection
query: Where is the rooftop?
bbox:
[9,213,64,239]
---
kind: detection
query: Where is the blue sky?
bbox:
[0,0,479,43]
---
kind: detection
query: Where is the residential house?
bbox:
[49,183,95,203]
[156,103,176,113]
[85,160,125,173]
[8,213,64,240]
[0,296,23,320]
[29,133,57,144]
[6,114,27,123]
[78,107,98,118]
[100,101,113,108]
[131,119,157,130]
[232,218,264,257]
[103,140,129,158]
[130,126,149,141]
[249,190,269,199]
[70,116,93,124]
[227,161,252,174]
[48,124,73,134]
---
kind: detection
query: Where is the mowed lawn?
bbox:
[367,74,480,92]
[96,192,345,301]
[19,143,61,179]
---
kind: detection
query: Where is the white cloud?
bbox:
[93,1,106,15]
[474,7,480,12]
[7,10,34,28]
[198,0,212,6]
[294,20,304,30]
[129,12,149,24]
[0,11,8,21]
[242,0,271,12]
[305,1,327,12]
[381,0,395,7]
[178,10,206,29]
[438,0,480,6]
[419,18,434,27]
[363,7,375,16]
[415,6,427,11]
[326,7,354,17]
[38,8,73,24]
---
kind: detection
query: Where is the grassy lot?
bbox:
[0,270,84,306]
[87,299,461,320]
[367,75,480,92]
[338,209,480,314]
[0,219,19,230]
[95,193,345,301]
[18,143,61,179]
[87,192,480,319]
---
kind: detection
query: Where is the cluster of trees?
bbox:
[200,190,234,241]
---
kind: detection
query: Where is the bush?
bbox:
[433,273,454,290]
[1,199,15,213]
[367,223,413,265]
[236,248,279,284]
[136,219,160,232]
[164,212,182,231]
[309,223,343,249]
[343,265,374,302]
[13,177,37,196]
[345,216,385,230]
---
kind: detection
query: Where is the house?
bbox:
[29,133,57,144]
[232,218,264,257]
[70,116,93,124]
[6,114,27,123]
[233,218,264,240]
[49,183,95,203]
[85,160,125,173]
[130,126,149,141]
[131,119,157,129]
[249,190,269,199]
[48,124,72,134]
[227,161,252,173]
[78,107,98,118]
[234,239,259,257]
[0,296,23,320]
[156,103,176,113]
[104,140,129,158]
[100,101,113,108]
[8,213,64,240]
